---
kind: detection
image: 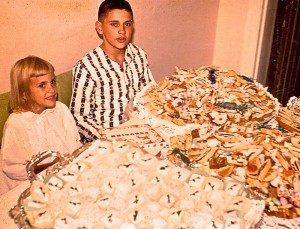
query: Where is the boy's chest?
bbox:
[96,61,143,87]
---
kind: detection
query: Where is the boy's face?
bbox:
[28,73,57,114]
[96,9,134,52]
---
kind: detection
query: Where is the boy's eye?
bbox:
[124,22,133,27]
[111,22,119,27]
[51,79,56,85]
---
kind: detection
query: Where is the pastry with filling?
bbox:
[203,177,224,191]
[168,166,191,182]
[101,210,122,227]
[30,180,51,202]
[188,173,206,188]
[44,174,65,192]
[156,160,172,176]
[113,141,131,154]
[126,147,143,163]
[96,194,113,209]
[224,180,244,196]
[53,215,74,229]
[26,209,54,229]
[224,217,244,229]
[137,153,158,170]
[205,218,224,229]
[57,169,79,183]
[159,193,177,208]
[68,161,89,174]
[95,140,113,154]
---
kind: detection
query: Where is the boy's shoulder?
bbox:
[127,43,146,53]
[77,47,102,63]
[79,43,146,58]
[126,43,148,60]
[73,43,148,69]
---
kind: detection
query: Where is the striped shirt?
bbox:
[70,43,154,143]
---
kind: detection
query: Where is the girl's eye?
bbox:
[51,79,56,85]
[38,83,46,89]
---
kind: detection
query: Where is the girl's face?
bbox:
[97,9,134,52]
[28,73,57,114]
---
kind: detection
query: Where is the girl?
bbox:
[0,56,81,194]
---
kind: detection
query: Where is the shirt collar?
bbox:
[20,106,55,119]
[97,43,137,68]
[124,43,137,65]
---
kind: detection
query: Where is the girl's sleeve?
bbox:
[1,120,30,181]
[60,102,82,151]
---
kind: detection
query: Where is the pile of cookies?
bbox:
[138,66,279,128]
[277,96,300,134]
[136,65,299,220]
[168,124,300,218]
[20,140,264,228]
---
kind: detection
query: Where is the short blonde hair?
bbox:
[10,56,55,112]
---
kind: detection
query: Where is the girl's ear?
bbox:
[95,21,103,35]
[22,92,29,102]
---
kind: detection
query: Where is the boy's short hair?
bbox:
[98,0,133,21]
[10,56,55,112]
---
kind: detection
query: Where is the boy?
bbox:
[70,0,155,144]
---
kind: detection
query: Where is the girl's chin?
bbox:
[47,102,56,108]
[36,102,56,113]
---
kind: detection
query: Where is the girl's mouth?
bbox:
[46,94,57,100]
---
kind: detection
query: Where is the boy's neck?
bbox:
[100,43,126,66]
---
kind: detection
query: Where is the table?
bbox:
[1,117,299,228]
[0,180,30,228]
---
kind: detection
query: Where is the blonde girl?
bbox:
[0,56,81,194]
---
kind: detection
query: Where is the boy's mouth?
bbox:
[117,37,126,42]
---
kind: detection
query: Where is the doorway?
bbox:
[265,0,300,106]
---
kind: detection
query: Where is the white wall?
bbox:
[0,0,269,93]
[213,0,267,79]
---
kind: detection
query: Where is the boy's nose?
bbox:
[118,26,125,34]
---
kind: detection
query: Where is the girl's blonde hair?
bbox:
[10,56,55,112]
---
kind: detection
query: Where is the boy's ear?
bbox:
[95,21,103,34]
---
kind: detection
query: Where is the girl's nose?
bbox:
[48,84,56,92]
